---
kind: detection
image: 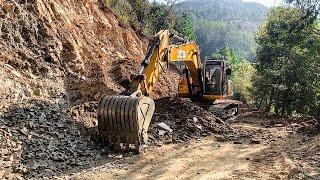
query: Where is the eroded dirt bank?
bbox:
[0,0,181,178]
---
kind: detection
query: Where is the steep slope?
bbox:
[0,0,179,107]
[0,0,231,179]
[0,0,180,178]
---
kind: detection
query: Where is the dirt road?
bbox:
[74,139,263,179]
[67,111,319,180]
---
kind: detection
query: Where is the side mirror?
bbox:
[226,68,232,76]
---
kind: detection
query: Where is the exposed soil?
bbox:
[0,1,182,178]
[150,97,231,145]
[1,0,319,179]
[70,110,320,180]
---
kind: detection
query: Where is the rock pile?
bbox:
[67,97,233,147]
[0,99,104,179]
[149,97,232,145]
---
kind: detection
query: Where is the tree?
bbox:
[174,0,267,60]
[212,46,239,65]
[147,3,177,34]
[286,0,320,34]
[177,12,197,40]
[253,6,320,117]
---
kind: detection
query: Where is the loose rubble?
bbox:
[0,99,105,179]
[149,97,232,145]
[69,98,232,146]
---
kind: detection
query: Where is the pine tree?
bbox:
[179,13,197,41]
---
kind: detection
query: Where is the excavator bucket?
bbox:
[98,95,155,152]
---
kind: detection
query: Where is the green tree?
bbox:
[178,13,197,40]
[174,0,267,60]
[253,6,320,117]
[212,46,239,65]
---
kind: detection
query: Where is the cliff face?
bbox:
[0,0,180,178]
[0,0,150,106]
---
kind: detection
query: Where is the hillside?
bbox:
[0,0,181,178]
[176,0,268,60]
[1,0,319,179]
[0,0,233,178]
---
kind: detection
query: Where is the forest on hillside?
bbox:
[104,0,267,60]
[175,0,267,60]
[104,0,319,118]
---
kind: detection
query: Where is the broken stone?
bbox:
[0,149,9,155]
[157,122,173,133]
[39,113,46,123]
[115,155,123,159]
[56,123,64,128]
[19,126,28,136]
[158,130,167,136]
[193,117,198,123]
[251,138,261,144]
[33,88,42,96]
[0,170,6,179]
[195,125,203,130]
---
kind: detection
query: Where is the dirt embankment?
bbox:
[0,0,183,178]
[0,0,226,179]
[0,0,180,106]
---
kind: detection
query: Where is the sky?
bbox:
[243,0,283,7]
[151,0,284,7]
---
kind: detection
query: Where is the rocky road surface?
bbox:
[0,97,232,179]
[1,98,319,179]
[70,110,320,180]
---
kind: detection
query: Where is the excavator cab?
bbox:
[203,59,232,98]
[202,59,238,118]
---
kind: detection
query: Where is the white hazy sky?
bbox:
[151,0,284,7]
[243,0,283,7]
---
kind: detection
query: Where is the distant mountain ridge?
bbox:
[175,0,268,60]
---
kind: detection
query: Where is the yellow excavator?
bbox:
[98,30,239,152]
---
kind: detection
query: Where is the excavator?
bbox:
[98,30,239,152]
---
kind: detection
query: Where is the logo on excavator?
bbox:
[178,50,186,59]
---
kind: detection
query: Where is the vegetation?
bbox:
[103,0,178,36]
[175,0,267,60]
[212,46,255,104]
[103,0,267,61]
[175,12,197,40]
[103,0,133,24]
[253,3,320,117]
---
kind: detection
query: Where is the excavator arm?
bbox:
[98,30,203,152]
[129,30,202,97]
[169,42,203,99]
[129,30,171,96]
